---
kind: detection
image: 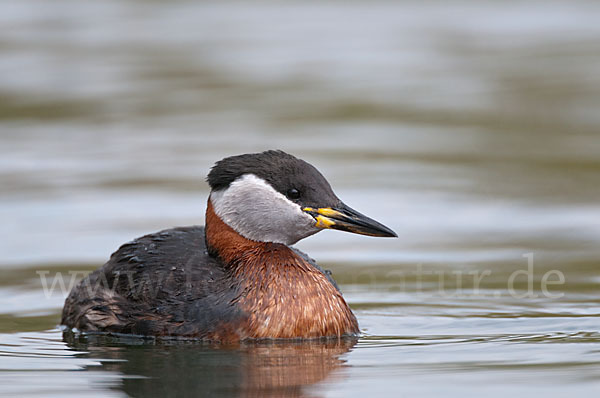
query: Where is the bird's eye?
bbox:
[286,188,301,200]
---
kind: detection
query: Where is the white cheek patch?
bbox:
[210,174,320,245]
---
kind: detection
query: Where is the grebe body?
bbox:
[62,151,396,340]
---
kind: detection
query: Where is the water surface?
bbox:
[1,0,600,397]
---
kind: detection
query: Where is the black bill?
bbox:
[303,203,397,238]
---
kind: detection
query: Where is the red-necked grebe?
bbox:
[61,150,397,341]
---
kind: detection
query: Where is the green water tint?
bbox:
[2,0,600,396]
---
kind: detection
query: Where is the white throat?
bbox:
[209,174,319,245]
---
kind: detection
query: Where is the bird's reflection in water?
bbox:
[65,333,357,397]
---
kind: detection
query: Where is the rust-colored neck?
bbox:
[206,198,252,264]
[205,199,290,266]
[204,198,359,339]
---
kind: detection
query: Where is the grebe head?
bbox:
[207,150,397,245]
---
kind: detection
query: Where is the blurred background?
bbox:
[2,0,599,267]
[1,1,600,397]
